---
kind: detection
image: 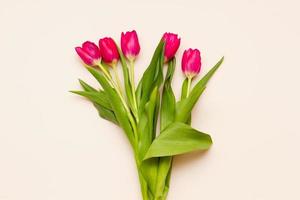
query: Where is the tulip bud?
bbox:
[162,32,181,62]
[181,48,201,78]
[99,37,119,67]
[121,30,140,61]
[75,41,101,66]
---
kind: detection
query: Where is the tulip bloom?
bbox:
[75,41,101,66]
[99,37,119,66]
[162,32,181,62]
[181,48,201,78]
[121,30,140,61]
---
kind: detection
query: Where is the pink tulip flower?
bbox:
[75,41,101,66]
[121,30,141,61]
[99,37,119,66]
[181,48,201,78]
[162,32,180,62]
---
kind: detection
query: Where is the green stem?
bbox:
[112,65,123,94]
[97,61,149,199]
[186,77,192,97]
[129,60,139,122]
[133,142,150,200]
[97,63,114,88]
[98,62,147,198]
[98,63,138,141]
[135,156,149,200]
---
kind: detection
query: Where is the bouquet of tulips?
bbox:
[71,30,223,200]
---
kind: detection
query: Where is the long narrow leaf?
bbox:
[180,78,192,124]
[116,45,135,112]
[155,58,176,198]
[139,87,160,158]
[160,58,176,131]
[86,67,135,145]
[137,41,164,114]
[75,79,118,124]
[176,57,224,123]
[94,103,118,124]
[139,87,160,194]
[70,90,112,110]
[78,79,97,92]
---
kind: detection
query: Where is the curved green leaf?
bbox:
[160,58,176,131]
[93,103,118,124]
[180,78,189,100]
[78,79,97,92]
[139,87,160,158]
[139,88,160,194]
[137,41,165,113]
[70,90,111,110]
[155,58,176,199]
[86,67,135,145]
[72,79,118,124]
[176,57,224,123]
[116,45,136,112]
[144,122,212,159]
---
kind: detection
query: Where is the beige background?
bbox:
[0,0,299,199]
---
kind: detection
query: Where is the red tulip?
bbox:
[181,48,201,78]
[99,37,119,66]
[162,32,180,62]
[121,30,140,61]
[75,41,101,66]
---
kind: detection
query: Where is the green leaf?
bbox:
[196,56,224,89]
[136,80,142,105]
[70,90,112,110]
[139,87,160,158]
[93,103,118,124]
[180,78,188,100]
[154,156,172,198]
[140,158,159,195]
[180,78,192,124]
[79,79,97,92]
[116,44,135,112]
[176,57,224,123]
[138,87,162,195]
[144,122,212,159]
[137,41,165,113]
[73,79,118,124]
[154,58,176,199]
[86,67,135,145]
[162,162,172,199]
[160,58,176,131]
[137,45,168,194]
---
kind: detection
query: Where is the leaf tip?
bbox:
[69,90,78,94]
[219,56,224,64]
[78,78,83,83]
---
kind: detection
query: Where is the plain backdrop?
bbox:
[0,0,299,199]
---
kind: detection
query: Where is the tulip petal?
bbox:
[75,47,94,65]
[99,37,119,64]
[82,41,101,59]
[121,30,140,60]
[162,33,180,62]
[181,48,201,78]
